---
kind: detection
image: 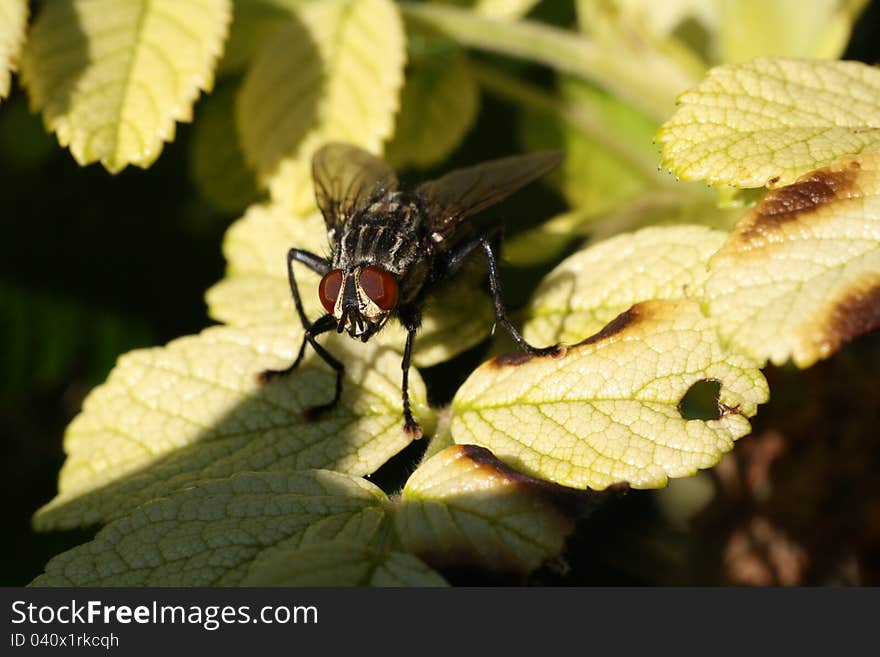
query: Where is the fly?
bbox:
[258,142,564,437]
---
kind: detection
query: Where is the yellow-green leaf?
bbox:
[703,152,880,367]
[205,203,494,367]
[518,76,656,211]
[402,3,695,121]
[577,0,864,65]
[576,0,718,41]
[32,470,389,586]
[505,189,742,267]
[475,0,540,20]
[576,0,707,93]
[0,0,27,99]
[420,405,455,463]
[191,80,261,214]
[524,225,727,346]
[237,0,405,212]
[657,58,880,189]
[435,0,541,21]
[395,444,581,575]
[385,46,479,169]
[242,541,448,586]
[717,0,866,63]
[21,0,231,172]
[218,0,300,75]
[34,324,432,530]
[504,210,592,267]
[452,299,769,490]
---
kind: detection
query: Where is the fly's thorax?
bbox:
[333,192,425,276]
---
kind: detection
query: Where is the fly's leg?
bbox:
[478,236,562,356]
[257,249,346,419]
[258,247,332,380]
[285,248,331,327]
[301,314,347,420]
[440,234,562,357]
[398,306,423,438]
[258,312,336,382]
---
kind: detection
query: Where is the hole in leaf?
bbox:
[678,379,722,421]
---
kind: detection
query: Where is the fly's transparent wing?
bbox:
[312,143,399,230]
[415,151,563,238]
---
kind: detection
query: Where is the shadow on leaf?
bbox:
[33,328,433,532]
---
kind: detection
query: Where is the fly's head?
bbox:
[318,265,398,340]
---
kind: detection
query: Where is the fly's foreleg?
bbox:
[301,314,346,420]
[257,249,346,418]
[285,248,331,328]
[398,306,423,438]
[258,247,332,379]
[258,312,337,383]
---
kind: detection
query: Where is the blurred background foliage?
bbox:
[3,0,880,585]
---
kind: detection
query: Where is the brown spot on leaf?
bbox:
[489,351,536,368]
[489,344,566,369]
[768,176,780,186]
[574,304,643,348]
[719,402,743,417]
[456,444,629,516]
[489,305,648,369]
[816,280,880,357]
[739,166,860,242]
[409,445,629,576]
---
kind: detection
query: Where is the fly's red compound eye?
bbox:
[359,266,398,310]
[318,269,343,314]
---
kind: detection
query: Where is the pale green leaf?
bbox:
[401,3,698,122]
[471,0,540,20]
[576,0,720,72]
[718,0,866,63]
[242,541,448,586]
[576,0,864,65]
[703,152,880,367]
[587,189,746,242]
[657,58,880,189]
[653,471,715,530]
[191,80,261,213]
[452,299,769,490]
[575,0,707,88]
[238,0,405,212]
[219,0,300,75]
[0,0,27,99]
[205,203,495,367]
[524,225,728,346]
[576,0,718,41]
[504,190,741,267]
[518,76,657,211]
[34,324,432,530]
[32,470,389,586]
[503,210,591,267]
[420,406,455,463]
[435,0,541,21]
[385,46,479,170]
[477,64,663,185]
[21,0,231,172]
[395,444,578,575]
